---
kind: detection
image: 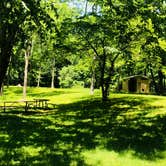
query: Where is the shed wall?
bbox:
[122,77,150,93]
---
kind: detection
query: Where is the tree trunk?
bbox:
[0,83,4,96]
[158,69,164,94]
[23,42,32,99]
[90,71,95,95]
[0,50,11,94]
[99,54,108,101]
[149,67,158,93]
[101,86,108,101]
[51,68,55,88]
[37,68,41,87]
[51,58,55,88]
[90,56,96,95]
[0,23,17,92]
[101,78,111,101]
[6,56,12,88]
[101,62,114,101]
[164,75,166,91]
[54,69,60,88]
[0,42,12,92]
[84,0,88,15]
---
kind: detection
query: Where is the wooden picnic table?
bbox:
[33,98,49,109]
[3,100,34,112]
[1,98,50,112]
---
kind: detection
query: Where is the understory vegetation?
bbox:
[0,87,166,165]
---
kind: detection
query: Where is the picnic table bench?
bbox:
[1,98,50,112]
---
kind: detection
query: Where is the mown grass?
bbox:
[0,86,166,165]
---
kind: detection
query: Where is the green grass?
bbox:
[0,86,166,165]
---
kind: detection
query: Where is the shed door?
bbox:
[128,78,137,92]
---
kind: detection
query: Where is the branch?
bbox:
[80,31,100,57]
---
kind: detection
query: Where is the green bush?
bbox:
[59,66,90,88]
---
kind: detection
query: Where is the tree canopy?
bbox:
[0,0,166,100]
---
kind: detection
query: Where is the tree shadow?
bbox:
[55,97,166,160]
[0,96,166,165]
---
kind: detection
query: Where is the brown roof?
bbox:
[123,75,149,80]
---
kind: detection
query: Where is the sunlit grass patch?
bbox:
[19,145,44,157]
[82,149,166,166]
[1,86,100,104]
[0,134,9,140]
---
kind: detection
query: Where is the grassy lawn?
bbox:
[0,86,166,165]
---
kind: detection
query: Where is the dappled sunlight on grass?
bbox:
[1,86,100,104]
[0,87,166,165]
[82,149,166,166]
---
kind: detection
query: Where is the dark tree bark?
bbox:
[149,66,158,93]
[0,24,17,93]
[158,69,164,94]
[0,48,12,93]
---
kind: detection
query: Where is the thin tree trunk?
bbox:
[99,50,108,101]
[149,67,158,93]
[23,50,29,99]
[37,68,41,87]
[158,69,164,94]
[0,48,12,94]
[90,71,95,95]
[51,58,55,88]
[84,0,88,15]
[23,41,32,99]
[90,56,96,95]
[0,83,4,96]
[6,56,12,88]
[51,68,55,88]
[164,76,166,91]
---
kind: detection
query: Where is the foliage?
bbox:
[0,0,166,98]
[0,0,57,90]
[59,62,90,88]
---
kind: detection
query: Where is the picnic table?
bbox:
[33,98,49,109]
[1,98,50,112]
[3,100,34,112]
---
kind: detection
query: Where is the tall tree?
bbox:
[23,39,32,99]
[73,1,136,100]
[0,0,56,92]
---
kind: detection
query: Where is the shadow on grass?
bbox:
[0,96,166,165]
[56,97,166,159]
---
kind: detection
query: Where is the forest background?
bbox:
[0,0,166,101]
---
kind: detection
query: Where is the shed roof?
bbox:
[123,75,149,80]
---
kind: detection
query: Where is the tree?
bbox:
[23,39,32,99]
[70,0,166,99]
[72,1,136,100]
[0,0,57,92]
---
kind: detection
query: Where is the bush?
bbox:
[59,66,90,88]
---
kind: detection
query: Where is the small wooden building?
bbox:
[122,75,150,93]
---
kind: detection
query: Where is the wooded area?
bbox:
[0,0,166,100]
